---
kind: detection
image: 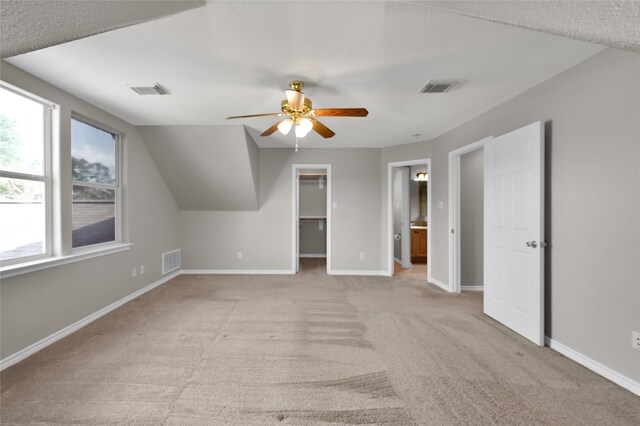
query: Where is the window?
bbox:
[0,85,51,264]
[71,118,120,249]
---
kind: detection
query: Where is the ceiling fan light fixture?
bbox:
[286,90,305,109]
[295,123,309,138]
[278,118,293,135]
[298,118,313,133]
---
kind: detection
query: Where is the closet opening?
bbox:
[292,164,332,274]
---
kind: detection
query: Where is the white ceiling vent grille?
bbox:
[162,249,181,275]
[419,80,459,94]
[130,84,168,95]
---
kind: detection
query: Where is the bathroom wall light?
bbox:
[415,172,429,181]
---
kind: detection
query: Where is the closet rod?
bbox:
[299,173,326,179]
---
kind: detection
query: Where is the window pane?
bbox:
[0,87,45,175]
[72,186,115,248]
[0,177,46,261]
[71,119,116,185]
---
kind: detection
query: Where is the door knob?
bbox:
[526,241,538,248]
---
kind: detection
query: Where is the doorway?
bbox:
[449,122,545,346]
[448,137,491,292]
[292,164,332,274]
[387,158,432,282]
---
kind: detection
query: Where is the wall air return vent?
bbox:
[162,249,181,275]
[419,80,459,94]
[130,84,168,95]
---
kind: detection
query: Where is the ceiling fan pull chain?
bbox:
[295,135,299,152]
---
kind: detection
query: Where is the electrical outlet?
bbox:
[236,251,243,259]
[360,252,365,261]
[140,265,145,275]
[132,268,137,278]
[632,331,640,351]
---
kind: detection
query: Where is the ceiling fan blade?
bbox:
[227,113,282,119]
[261,121,282,137]
[314,108,368,117]
[311,119,335,139]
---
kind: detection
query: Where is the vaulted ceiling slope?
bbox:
[5,1,605,148]
[0,0,205,58]
[138,125,259,211]
[405,1,640,53]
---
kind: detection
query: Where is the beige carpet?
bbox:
[2,259,639,425]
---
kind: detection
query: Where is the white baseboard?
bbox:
[329,270,388,276]
[427,276,450,292]
[181,269,295,275]
[0,271,180,371]
[394,257,402,265]
[461,285,484,291]
[299,254,327,258]
[545,336,640,396]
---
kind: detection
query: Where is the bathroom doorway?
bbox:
[387,158,432,282]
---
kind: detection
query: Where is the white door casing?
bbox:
[484,121,545,345]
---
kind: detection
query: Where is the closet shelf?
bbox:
[299,216,327,221]
[299,174,327,180]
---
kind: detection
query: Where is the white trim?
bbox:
[386,158,433,284]
[545,337,640,396]
[394,257,402,265]
[329,270,388,276]
[0,243,133,279]
[461,285,484,291]
[292,164,332,275]
[299,254,327,258]
[181,269,295,275]
[428,277,450,292]
[448,137,492,293]
[0,270,180,371]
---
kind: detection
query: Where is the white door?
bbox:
[484,121,545,345]
[295,172,300,273]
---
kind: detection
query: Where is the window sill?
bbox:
[0,243,133,279]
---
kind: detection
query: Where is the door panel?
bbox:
[484,121,544,345]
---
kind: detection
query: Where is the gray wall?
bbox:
[380,48,640,383]
[138,125,260,211]
[180,148,382,272]
[460,148,484,287]
[0,62,180,359]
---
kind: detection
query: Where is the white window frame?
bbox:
[70,114,122,252]
[0,83,53,266]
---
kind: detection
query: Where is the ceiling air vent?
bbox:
[419,80,459,94]
[129,84,168,95]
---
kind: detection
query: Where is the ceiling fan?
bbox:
[226,81,368,139]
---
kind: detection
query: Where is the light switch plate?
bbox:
[132,268,137,278]
[332,202,338,209]
[438,201,444,209]
[237,251,243,259]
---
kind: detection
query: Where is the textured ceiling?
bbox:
[0,0,205,58]
[405,1,640,53]
[6,1,606,148]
